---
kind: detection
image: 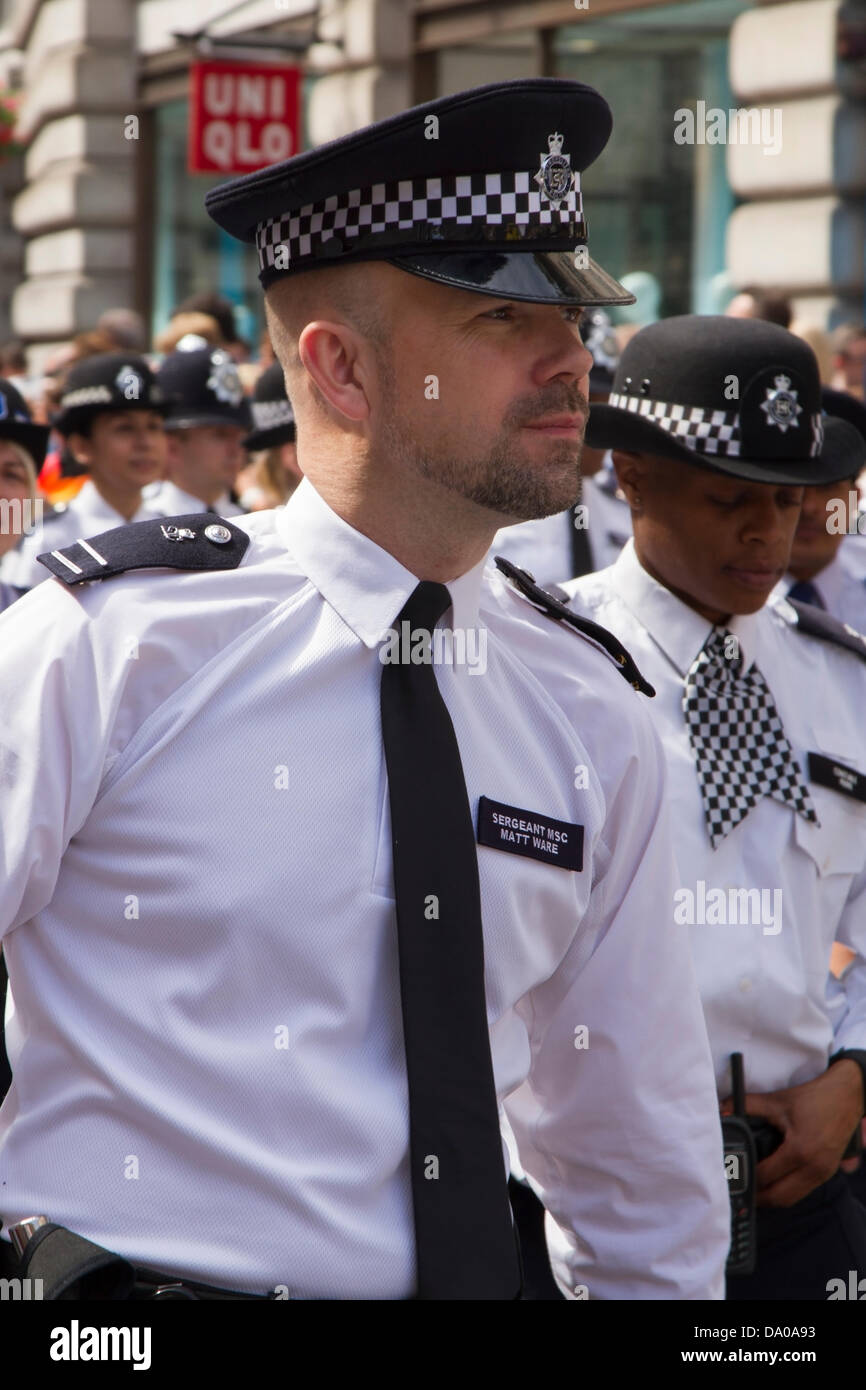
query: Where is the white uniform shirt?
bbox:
[773,550,866,633]
[144,479,244,518]
[564,542,866,1098]
[0,478,728,1300]
[7,480,162,589]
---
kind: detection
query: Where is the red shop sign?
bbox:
[188,60,301,174]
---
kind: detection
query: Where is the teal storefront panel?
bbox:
[151,75,315,351]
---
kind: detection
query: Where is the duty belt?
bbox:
[0,1223,273,1300]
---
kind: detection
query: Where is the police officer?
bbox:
[8,353,167,589]
[771,392,866,629]
[0,378,48,611]
[148,346,252,517]
[561,315,866,1300]
[0,81,728,1301]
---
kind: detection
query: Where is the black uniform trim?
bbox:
[36,513,250,586]
[788,599,866,664]
[494,555,655,696]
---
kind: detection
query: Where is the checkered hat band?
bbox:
[608,393,824,459]
[608,391,742,456]
[256,170,584,270]
[61,385,113,409]
[251,399,294,430]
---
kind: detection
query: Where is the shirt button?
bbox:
[738,977,752,994]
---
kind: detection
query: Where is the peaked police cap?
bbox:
[585,316,830,486]
[204,79,634,308]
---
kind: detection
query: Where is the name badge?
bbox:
[477,796,584,871]
[808,752,866,805]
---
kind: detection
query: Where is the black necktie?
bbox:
[787,579,826,609]
[380,581,521,1300]
[568,506,593,578]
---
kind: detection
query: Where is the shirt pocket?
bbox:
[794,729,866,877]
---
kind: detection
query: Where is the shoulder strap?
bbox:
[37,513,249,586]
[494,555,655,696]
[787,598,866,665]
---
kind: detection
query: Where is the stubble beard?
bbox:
[376,374,585,523]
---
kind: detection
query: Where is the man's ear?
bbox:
[298,321,373,424]
[611,450,650,513]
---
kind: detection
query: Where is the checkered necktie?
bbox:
[682,627,819,849]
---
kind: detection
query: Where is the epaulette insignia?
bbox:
[37,513,249,586]
[788,598,866,665]
[494,555,655,696]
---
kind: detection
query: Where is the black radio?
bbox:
[722,1053,783,1276]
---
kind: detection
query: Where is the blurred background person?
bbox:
[7,353,167,589]
[96,308,147,353]
[236,361,302,511]
[150,345,251,516]
[830,324,866,401]
[172,291,248,362]
[0,378,48,610]
[773,415,866,631]
[154,311,225,357]
[725,285,792,328]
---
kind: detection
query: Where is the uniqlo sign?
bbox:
[188,61,301,174]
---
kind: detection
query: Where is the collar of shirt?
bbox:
[780,550,849,613]
[75,479,156,528]
[609,538,762,676]
[274,476,487,648]
[149,480,240,516]
[151,481,208,514]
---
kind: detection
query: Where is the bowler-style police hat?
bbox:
[243,362,295,452]
[820,386,866,443]
[585,316,832,486]
[0,376,49,465]
[157,347,252,432]
[53,353,167,437]
[817,416,866,485]
[205,79,635,308]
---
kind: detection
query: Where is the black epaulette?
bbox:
[37,513,250,586]
[787,598,866,665]
[494,555,655,696]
